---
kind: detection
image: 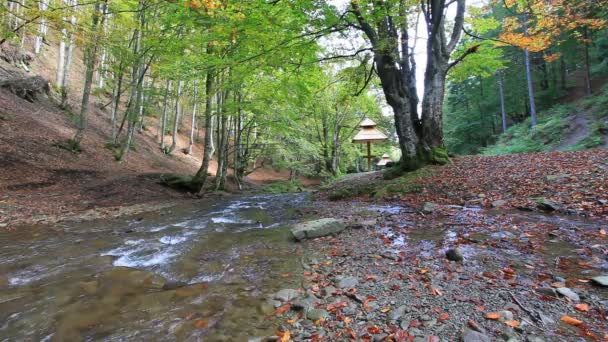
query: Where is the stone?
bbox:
[322,285,336,298]
[162,280,188,290]
[422,202,437,214]
[292,296,316,311]
[337,276,359,289]
[291,218,346,241]
[388,305,407,321]
[98,267,166,290]
[526,336,545,342]
[78,280,99,295]
[274,289,299,302]
[445,248,464,262]
[498,310,514,322]
[349,219,376,229]
[556,287,580,302]
[535,287,557,297]
[492,200,508,208]
[306,309,329,321]
[539,313,555,326]
[462,329,492,342]
[535,198,560,211]
[591,276,608,287]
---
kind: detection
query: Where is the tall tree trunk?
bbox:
[72,0,102,147]
[96,11,109,89]
[159,79,171,150]
[168,80,182,153]
[117,0,145,162]
[59,0,77,109]
[583,27,592,96]
[215,87,230,191]
[136,77,146,133]
[523,12,537,127]
[194,71,215,192]
[497,73,508,133]
[560,55,567,90]
[187,80,198,154]
[111,69,123,143]
[233,92,243,190]
[34,0,49,54]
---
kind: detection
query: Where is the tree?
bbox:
[345,0,469,170]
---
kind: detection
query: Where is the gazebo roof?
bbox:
[352,126,388,143]
[359,118,377,127]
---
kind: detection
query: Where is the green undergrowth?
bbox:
[262,181,303,194]
[326,167,433,201]
[481,104,572,155]
[482,85,608,155]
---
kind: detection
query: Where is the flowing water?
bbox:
[0,193,311,341]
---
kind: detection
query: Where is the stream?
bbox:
[0,193,311,341]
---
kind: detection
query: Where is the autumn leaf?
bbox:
[574,303,589,312]
[193,319,208,328]
[439,313,450,321]
[485,312,501,320]
[560,315,583,326]
[504,320,520,328]
[380,307,391,313]
[367,325,382,334]
[272,304,290,315]
[277,330,290,342]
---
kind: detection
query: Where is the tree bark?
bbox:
[522,12,537,127]
[187,80,198,154]
[194,71,215,192]
[497,73,508,133]
[583,27,592,96]
[72,0,102,147]
[168,80,182,153]
[59,0,77,109]
[159,79,171,150]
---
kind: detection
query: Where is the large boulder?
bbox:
[291,218,345,241]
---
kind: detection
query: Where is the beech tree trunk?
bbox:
[522,12,537,127]
[194,71,215,192]
[159,80,171,150]
[59,0,77,109]
[72,1,102,147]
[187,80,198,155]
[34,0,49,54]
[583,27,592,96]
[168,80,182,153]
[498,73,508,133]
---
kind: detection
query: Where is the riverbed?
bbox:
[0,193,311,341]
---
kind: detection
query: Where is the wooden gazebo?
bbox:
[352,119,387,170]
[377,153,391,167]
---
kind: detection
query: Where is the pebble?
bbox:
[274,289,299,302]
[306,309,329,321]
[462,328,492,342]
[556,287,580,302]
[445,248,463,262]
[337,276,359,288]
[591,276,608,287]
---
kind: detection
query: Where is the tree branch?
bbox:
[446,0,466,53]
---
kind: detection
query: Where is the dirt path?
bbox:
[557,114,590,151]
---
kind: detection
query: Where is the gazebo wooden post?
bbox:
[367,141,371,170]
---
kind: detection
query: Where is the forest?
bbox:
[1,0,608,341]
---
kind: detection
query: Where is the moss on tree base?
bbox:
[396,145,450,174]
